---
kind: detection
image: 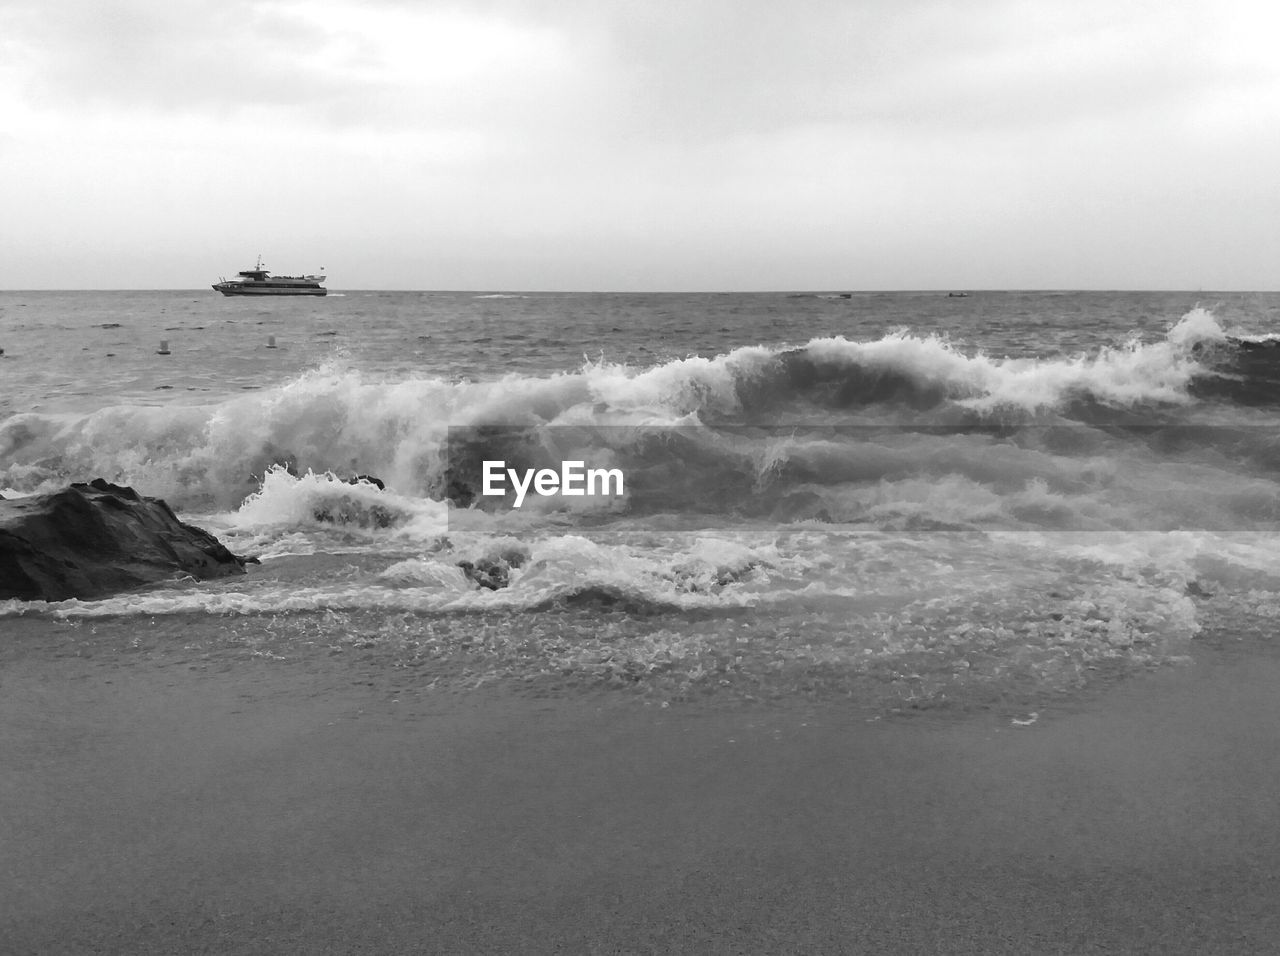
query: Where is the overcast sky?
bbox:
[2,0,1278,290]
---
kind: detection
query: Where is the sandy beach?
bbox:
[3,633,1278,955]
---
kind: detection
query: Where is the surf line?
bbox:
[482,461,624,508]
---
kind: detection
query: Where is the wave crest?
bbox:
[2,308,1274,527]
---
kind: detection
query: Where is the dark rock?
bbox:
[310,479,397,528]
[458,559,508,590]
[1185,579,1214,599]
[0,479,254,601]
[458,546,529,591]
[671,557,764,593]
[311,501,397,529]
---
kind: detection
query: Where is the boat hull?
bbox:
[213,284,327,296]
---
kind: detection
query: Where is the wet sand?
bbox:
[3,641,1280,955]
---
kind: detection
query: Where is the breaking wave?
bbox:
[2,308,1277,535]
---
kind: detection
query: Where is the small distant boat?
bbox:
[213,257,327,296]
[947,291,970,298]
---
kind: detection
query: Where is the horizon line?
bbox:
[0,287,1269,295]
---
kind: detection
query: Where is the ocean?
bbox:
[3,289,1279,716]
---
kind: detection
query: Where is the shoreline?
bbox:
[4,637,1280,954]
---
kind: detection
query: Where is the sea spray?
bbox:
[0,309,1264,508]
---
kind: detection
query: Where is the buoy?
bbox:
[158,340,170,355]
[267,335,277,349]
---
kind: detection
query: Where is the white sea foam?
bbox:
[0,309,1240,510]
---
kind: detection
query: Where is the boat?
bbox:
[212,257,327,296]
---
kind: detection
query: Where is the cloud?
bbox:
[2,0,580,133]
[2,0,1279,289]
[5,1,327,112]
[389,0,1276,138]
[8,0,1277,147]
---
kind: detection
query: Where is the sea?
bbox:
[3,289,1279,716]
